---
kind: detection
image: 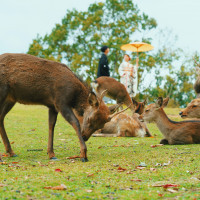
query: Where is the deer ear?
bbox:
[132,98,138,106]
[155,97,163,108]
[88,92,99,108]
[162,97,169,107]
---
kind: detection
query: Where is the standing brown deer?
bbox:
[0,53,126,162]
[92,76,138,112]
[141,97,200,145]
[179,98,200,119]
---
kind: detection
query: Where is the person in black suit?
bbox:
[97,46,110,78]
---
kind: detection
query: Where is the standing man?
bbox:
[97,46,110,78]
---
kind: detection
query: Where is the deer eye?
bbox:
[145,110,149,112]
[192,105,197,108]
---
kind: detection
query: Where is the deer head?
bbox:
[141,97,169,123]
[81,91,128,141]
[132,98,147,114]
[179,98,200,119]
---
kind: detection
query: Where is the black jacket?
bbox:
[97,54,110,78]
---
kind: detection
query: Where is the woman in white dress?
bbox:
[118,54,138,97]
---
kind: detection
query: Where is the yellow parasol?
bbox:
[121,42,154,67]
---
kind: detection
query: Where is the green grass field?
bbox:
[0,104,200,200]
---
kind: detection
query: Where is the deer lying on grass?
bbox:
[93,112,151,137]
[0,53,127,162]
[92,76,147,113]
[179,98,200,119]
[141,97,200,145]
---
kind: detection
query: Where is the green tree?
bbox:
[28,0,157,82]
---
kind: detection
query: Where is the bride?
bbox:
[118,54,138,97]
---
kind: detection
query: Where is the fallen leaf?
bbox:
[130,179,142,182]
[55,169,62,172]
[151,144,163,148]
[136,166,146,170]
[87,173,94,177]
[113,145,119,147]
[44,184,67,190]
[167,188,178,193]
[86,189,93,193]
[150,168,156,171]
[153,184,180,188]
[66,155,80,159]
[117,166,127,172]
[12,162,18,164]
[0,162,7,165]
[158,194,163,197]
[2,154,8,157]
[11,141,15,144]
[98,146,102,149]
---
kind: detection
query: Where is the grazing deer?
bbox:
[0,53,127,162]
[179,98,200,119]
[93,112,151,137]
[141,97,200,145]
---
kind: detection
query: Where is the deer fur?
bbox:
[93,102,151,138]
[92,76,140,112]
[180,98,200,119]
[141,97,200,145]
[0,53,127,162]
[93,113,151,137]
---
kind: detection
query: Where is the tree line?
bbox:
[27,0,200,107]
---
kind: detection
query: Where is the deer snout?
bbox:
[179,110,187,118]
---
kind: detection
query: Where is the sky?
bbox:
[0,0,200,55]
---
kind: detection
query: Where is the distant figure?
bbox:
[118,54,138,97]
[97,46,110,78]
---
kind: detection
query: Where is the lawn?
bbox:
[0,104,199,200]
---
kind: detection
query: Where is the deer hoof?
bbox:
[81,158,88,162]
[160,139,169,145]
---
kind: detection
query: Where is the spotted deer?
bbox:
[0,53,127,162]
[93,112,151,137]
[141,97,200,145]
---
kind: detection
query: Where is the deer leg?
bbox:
[143,123,152,137]
[60,106,88,162]
[160,139,169,145]
[0,101,16,156]
[47,108,58,159]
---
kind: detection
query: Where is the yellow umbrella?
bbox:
[121,42,154,67]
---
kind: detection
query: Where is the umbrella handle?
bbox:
[136,53,139,68]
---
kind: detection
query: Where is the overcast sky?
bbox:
[0,0,199,55]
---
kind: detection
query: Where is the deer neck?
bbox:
[154,108,176,138]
